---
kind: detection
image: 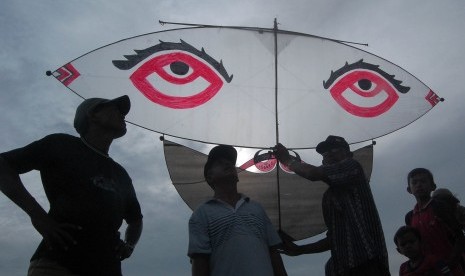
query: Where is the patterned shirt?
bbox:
[188,196,281,276]
[322,158,389,275]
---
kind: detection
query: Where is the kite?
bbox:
[163,138,374,240]
[48,20,442,239]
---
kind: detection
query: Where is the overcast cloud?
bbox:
[1,0,464,275]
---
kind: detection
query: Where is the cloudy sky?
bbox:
[1,0,464,275]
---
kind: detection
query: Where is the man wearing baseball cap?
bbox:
[274,136,390,276]
[188,145,287,276]
[0,95,143,276]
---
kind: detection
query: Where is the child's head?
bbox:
[433,188,459,204]
[407,168,436,199]
[432,188,462,229]
[394,226,423,260]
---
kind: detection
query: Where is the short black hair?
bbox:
[393,225,421,246]
[407,168,435,187]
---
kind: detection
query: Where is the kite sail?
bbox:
[48,20,442,149]
[163,138,374,240]
[49,20,441,239]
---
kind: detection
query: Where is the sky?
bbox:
[1,0,464,275]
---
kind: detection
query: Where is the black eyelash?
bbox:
[323,59,410,94]
[112,40,233,83]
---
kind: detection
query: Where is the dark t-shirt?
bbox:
[1,134,143,275]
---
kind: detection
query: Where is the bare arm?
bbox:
[274,143,327,182]
[191,254,210,276]
[280,236,331,256]
[269,246,288,276]
[125,218,143,247]
[116,218,143,260]
[0,156,45,216]
[298,237,331,254]
[0,156,79,250]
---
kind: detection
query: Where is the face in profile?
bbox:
[206,158,239,187]
[91,104,127,138]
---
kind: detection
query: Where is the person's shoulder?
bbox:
[192,199,215,212]
[405,209,414,225]
[346,157,363,168]
[9,133,78,151]
[399,260,410,274]
[324,157,363,180]
[42,133,79,142]
[40,133,81,149]
[243,197,269,213]
[326,157,361,170]
[190,201,215,220]
[246,197,262,207]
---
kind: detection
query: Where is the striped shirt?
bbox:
[322,158,389,275]
[188,196,281,276]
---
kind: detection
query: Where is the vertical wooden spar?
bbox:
[273,18,282,230]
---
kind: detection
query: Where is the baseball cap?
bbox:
[74,95,130,135]
[316,135,350,154]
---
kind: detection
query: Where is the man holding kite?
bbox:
[275,135,390,276]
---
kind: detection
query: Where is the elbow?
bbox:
[132,218,143,228]
[127,218,143,234]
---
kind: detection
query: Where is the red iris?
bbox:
[329,70,399,117]
[130,52,224,109]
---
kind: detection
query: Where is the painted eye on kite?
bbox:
[112,40,233,109]
[130,52,226,109]
[323,60,410,117]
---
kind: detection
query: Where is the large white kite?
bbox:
[49,20,442,239]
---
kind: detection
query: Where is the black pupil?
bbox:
[170,62,189,75]
[358,79,372,90]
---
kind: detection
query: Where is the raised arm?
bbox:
[274,143,327,182]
